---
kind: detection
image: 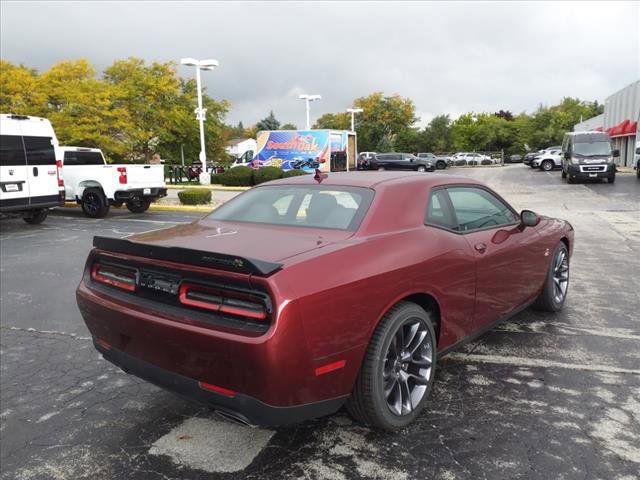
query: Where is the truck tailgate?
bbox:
[121,165,165,189]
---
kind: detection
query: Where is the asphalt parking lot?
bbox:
[1,166,639,480]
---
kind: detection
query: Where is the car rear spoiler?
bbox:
[92,236,283,276]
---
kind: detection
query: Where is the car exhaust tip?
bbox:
[215,409,256,428]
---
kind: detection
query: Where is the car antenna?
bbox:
[314,168,328,183]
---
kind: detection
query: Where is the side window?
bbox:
[425,189,457,230]
[447,187,517,231]
[23,136,56,165]
[0,135,26,166]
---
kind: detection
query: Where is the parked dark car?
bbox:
[77,172,574,430]
[370,153,435,172]
[523,152,539,166]
[357,152,376,170]
[507,154,523,163]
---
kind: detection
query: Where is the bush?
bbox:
[210,173,222,184]
[282,169,310,178]
[254,166,284,185]
[454,160,467,167]
[217,166,254,186]
[178,188,212,205]
[481,159,493,165]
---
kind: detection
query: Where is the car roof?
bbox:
[265,171,478,190]
[59,146,102,152]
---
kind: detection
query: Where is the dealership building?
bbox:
[574,80,639,167]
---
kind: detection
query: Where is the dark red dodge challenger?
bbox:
[77,172,573,430]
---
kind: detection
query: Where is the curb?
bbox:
[62,202,217,214]
[165,184,250,191]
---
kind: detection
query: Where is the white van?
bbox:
[0,114,64,224]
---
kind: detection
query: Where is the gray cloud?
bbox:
[1,1,638,127]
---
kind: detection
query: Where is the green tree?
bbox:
[37,59,131,158]
[280,122,297,130]
[0,60,45,114]
[313,112,350,130]
[420,115,453,153]
[255,110,280,131]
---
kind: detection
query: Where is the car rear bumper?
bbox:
[114,187,167,201]
[96,339,346,426]
[76,270,354,425]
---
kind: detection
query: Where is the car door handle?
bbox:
[474,242,487,254]
[33,167,38,176]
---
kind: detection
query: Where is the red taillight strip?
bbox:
[91,263,137,292]
[95,338,111,350]
[315,360,346,376]
[198,381,236,398]
[56,159,64,187]
[179,283,267,320]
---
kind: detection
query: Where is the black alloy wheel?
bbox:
[347,301,437,430]
[533,243,570,312]
[81,188,109,218]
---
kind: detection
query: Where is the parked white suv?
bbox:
[60,146,167,218]
[451,152,494,165]
[532,149,563,171]
[0,114,64,224]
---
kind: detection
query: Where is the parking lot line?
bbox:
[446,352,640,375]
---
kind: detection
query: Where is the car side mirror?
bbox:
[520,210,539,227]
[612,149,620,157]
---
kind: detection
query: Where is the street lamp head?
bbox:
[198,59,219,68]
[299,94,321,101]
[180,58,199,66]
[347,108,364,114]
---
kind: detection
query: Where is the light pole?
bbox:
[346,107,363,131]
[180,57,219,163]
[298,94,321,129]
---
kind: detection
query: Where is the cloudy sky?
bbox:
[1,1,638,128]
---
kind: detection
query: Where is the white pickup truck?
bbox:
[60,146,167,218]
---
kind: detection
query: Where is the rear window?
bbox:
[24,136,56,165]
[207,185,374,231]
[0,135,26,166]
[63,151,104,166]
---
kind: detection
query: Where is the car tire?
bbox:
[567,175,575,184]
[417,165,427,172]
[532,242,570,312]
[436,161,446,170]
[637,166,640,179]
[81,188,110,218]
[346,301,437,431]
[608,173,616,184]
[126,198,151,213]
[541,160,554,172]
[23,209,48,225]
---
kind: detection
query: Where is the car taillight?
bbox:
[117,167,127,184]
[91,263,137,292]
[178,282,267,320]
[56,160,64,187]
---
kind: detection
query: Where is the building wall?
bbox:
[604,80,640,128]
[573,80,640,167]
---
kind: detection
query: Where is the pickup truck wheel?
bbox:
[541,160,554,171]
[81,189,109,218]
[436,161,446,170]
[347,301,436,430]
[607,173,616,184]
[126,198,151,213]
[23,209,48,225]
[417,165,427,172]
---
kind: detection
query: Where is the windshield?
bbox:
[207,185,374,231]
[573,141,612,157]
